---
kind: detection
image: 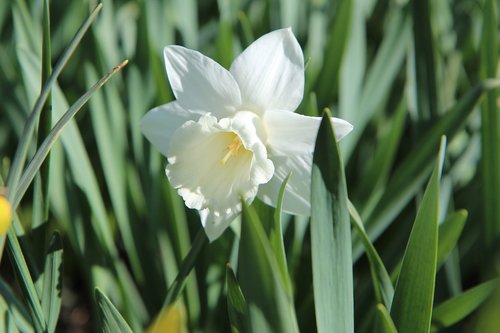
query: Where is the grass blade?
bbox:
[12,60,128,210]
[390,137,446,333]
[270,174,293,297]
[0,294,22,333]
[6,3,103,201]
[238,202,299,333]
[226,264,247,333]
[437,210,467,269]
[313,0,352,100]
[215,3,233,69]
[355,98,407,208]
[354,80,500,260]
[37,0,52,220]
[432,279,498,330]
[6,228,45,332]
[84,63,143,284]
[480,0,500,244]
[412,0,438,120]
[0,277,33,333]
[163,228,207,307]
[40,232,63,333]
[31,0,53,235]
[348,201,394,309]
[95,288,133,333]
[375,304,397,333]
[0,178,42,331]
[342,8,410,159]
[311,111,353,333]
[391,209,468,284]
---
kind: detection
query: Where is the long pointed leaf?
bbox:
[349,201,394,309]
[270,174,293,297]
[226,264,247,333]
[37,0,52,221]
[95,288,133,333]
[41,232,63,333]
[391,137,446,332]
[238,202,299,333]
[480,0,500,244]
[375,304,397,333]
[12,60,128,210]
[437,210,467,268]
[354,80,500,261]
[0,277,33,333]
[432,279,498,330]
[412,0,439,120]
[311,111,353,333]
[163,229,206,307]
[6,228,45,332]
[7,3,103,201]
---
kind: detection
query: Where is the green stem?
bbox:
[38,0,53,221]
[163,228,207,307]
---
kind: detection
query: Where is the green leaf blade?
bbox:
[412,0,439,120]
[354,80,499,261]
[270,174,293,297]
[432,279,498,330]
[0,277,34,333]
[41,232,63,333]
[349,201,394,309]
[238,202,299,333]
[95,288,133,333]
[6,3,103,205]
[226,264,247,333]
[311,111,353,333]
[375,304,397,333]
[480,0,500,244]
[6,229,45,333]
[390,137,446,333]
[437,210,467,269]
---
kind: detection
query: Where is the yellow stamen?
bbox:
[221,134,243,165]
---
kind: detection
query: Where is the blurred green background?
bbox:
[1,0,500,332]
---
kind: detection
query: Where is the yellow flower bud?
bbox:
[146,302,187,333]
[0,195,12,235]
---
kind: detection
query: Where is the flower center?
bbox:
[220,133,244,165]
[165,113,274,220]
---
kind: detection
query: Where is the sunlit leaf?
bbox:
[311,111,353,333]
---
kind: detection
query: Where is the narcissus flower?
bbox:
[141,28,353,241]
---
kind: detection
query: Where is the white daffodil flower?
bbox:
[141,28,353,241]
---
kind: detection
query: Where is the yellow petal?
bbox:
[146,302,188,333]
[0,196,12,235]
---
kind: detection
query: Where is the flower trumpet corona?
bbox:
[141,28,353,241]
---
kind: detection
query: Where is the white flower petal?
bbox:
[200,208,239,242]
[259,110,353,216]
[164,46,241,117]
[166,112,274,236]
[140,102,201,157]
[330,117,354,141]
[141,29,355,242]
[257,153,312,216]
[264,109,354,154]
[230,28,304,113]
